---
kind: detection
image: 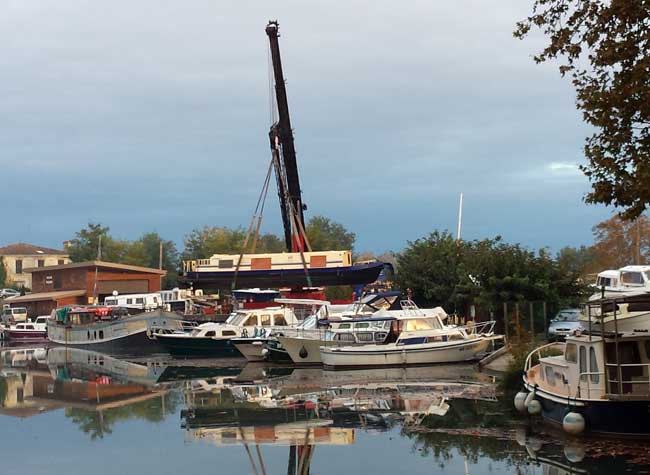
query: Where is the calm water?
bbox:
[1,346,649,475]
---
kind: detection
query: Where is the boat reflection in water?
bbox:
[0,346,175,434]
[180,363,497,473]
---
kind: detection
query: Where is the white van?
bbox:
[103,293,161,312]
[1,307,28,323]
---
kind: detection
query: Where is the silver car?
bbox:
[548,308,584,340]
[0,288,20,299]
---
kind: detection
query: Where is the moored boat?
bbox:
[320,315,499,368]
[47,305,183,352]
[3,316,49,342]
[518,295,650,436]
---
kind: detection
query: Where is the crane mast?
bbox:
[266,20,306,252]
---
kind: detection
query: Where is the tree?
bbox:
[305,216,356,252]
[183,226,285,259]
[515,1,650,220]
[133,232,180,289]
[590,213,650,269]
[67,223,126,263]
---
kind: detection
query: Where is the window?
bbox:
[53,274,62,290]
[222,330,236,336]
[565,343,577,363]
[218,259,234,269]
[127,299,133,304]
[274,315,288,326]
[589,347,600,384]
[354,322,370,329]
[334,333,355,342]
[135,298,145,304]
[243,315,258,326]
[37,259,45,268]
[356,332,374,342]
[621,272,644,285]
[15,260,22,274]
[99,330,104,339]
[204,331,216,337]
[337,323,351,330]
[374,332,388,342]
[579,346,587,381]
[545,365,556,385]
[58,259,65,265]
[260,314,271,326]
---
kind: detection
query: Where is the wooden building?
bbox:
[6,261,166,317]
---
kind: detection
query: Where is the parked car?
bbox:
[548,308,584,340]
[1,306,28,324]
[0,288,20,299]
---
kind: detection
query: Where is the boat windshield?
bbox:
[403,318,441,332]
[228,312,251,326]
[299,315,318,330]
[621,271,645,285]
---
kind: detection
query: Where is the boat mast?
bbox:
[266,20,306,252]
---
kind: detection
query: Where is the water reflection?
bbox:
[1,347,650,474]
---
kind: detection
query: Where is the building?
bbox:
[6,261,167,317]
[0,243,70,289]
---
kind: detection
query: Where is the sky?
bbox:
[0,0,612,255]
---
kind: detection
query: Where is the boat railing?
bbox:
[603,363,650,396]
[461,320,496,336]
[399,300,422,314]
[524,341,565,373]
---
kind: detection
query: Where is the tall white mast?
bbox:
[456,192,464,243]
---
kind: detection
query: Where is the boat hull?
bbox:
[47,310,182,353]
[524,383,650,436]
[277,335,337,365]
[155,334,239,357]
[182,262,385,289]
[232,338,269,362]
[320,337,491,368]
[4,330,47,341]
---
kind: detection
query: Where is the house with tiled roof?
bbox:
[0,242,70,289]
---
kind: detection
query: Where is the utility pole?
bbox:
[456,192,463,244]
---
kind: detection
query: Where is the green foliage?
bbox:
[67,223,180,288]
[305,215,356,252]
[182,226,284,259]
[325,285,353,302]
[515,1,650,220]
[396,231,589,313]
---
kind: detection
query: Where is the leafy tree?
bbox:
[515,1,650,220]
[67,223,124,262]
[590,213,650,269]
[305,215,356,252]
[134,232,180,288]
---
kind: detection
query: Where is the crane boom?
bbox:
[266,20,306,252]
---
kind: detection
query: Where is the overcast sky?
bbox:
[0,0,612,254]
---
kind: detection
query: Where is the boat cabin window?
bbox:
[105,298,117,306]
[589,347,600,384]
[136,298,144,304]
[99,330,104,339]
[579,346,587,381]
[565,343,577,363]
[260,314,271,326]
[218,259,233,269]
[337,323,351,330]
[644,341,650,360]
[222,330,236,336]
[596,276,618,287]
[243,315,258,326]
[374,332,387,342]
[204,331,216,337]
[334,333,355,342]
[404,318,440,332]
[354,322,370,330]
[274,314,287,326]
[621,271,644,285]
[544,365,556,386]
[127,299,133,304]
[356,332,374,342]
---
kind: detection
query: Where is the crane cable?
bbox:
[231,158,274,290]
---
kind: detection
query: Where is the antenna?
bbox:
[456,192,463,243]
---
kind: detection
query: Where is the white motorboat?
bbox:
[320,313,500,368]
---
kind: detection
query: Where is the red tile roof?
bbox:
[0,242,67,256]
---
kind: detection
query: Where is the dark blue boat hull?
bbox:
[181,262,385,289]
[537,391,650,436]
[155,335,240,358]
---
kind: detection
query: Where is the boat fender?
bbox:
[261,348,269,356]
[259,328,267,338]
[562,411,585,435]
[526,399,542,415]
[514,391,528,413]
[241,328,248,338]
[524,389,536,407]
[253,327,259,338]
